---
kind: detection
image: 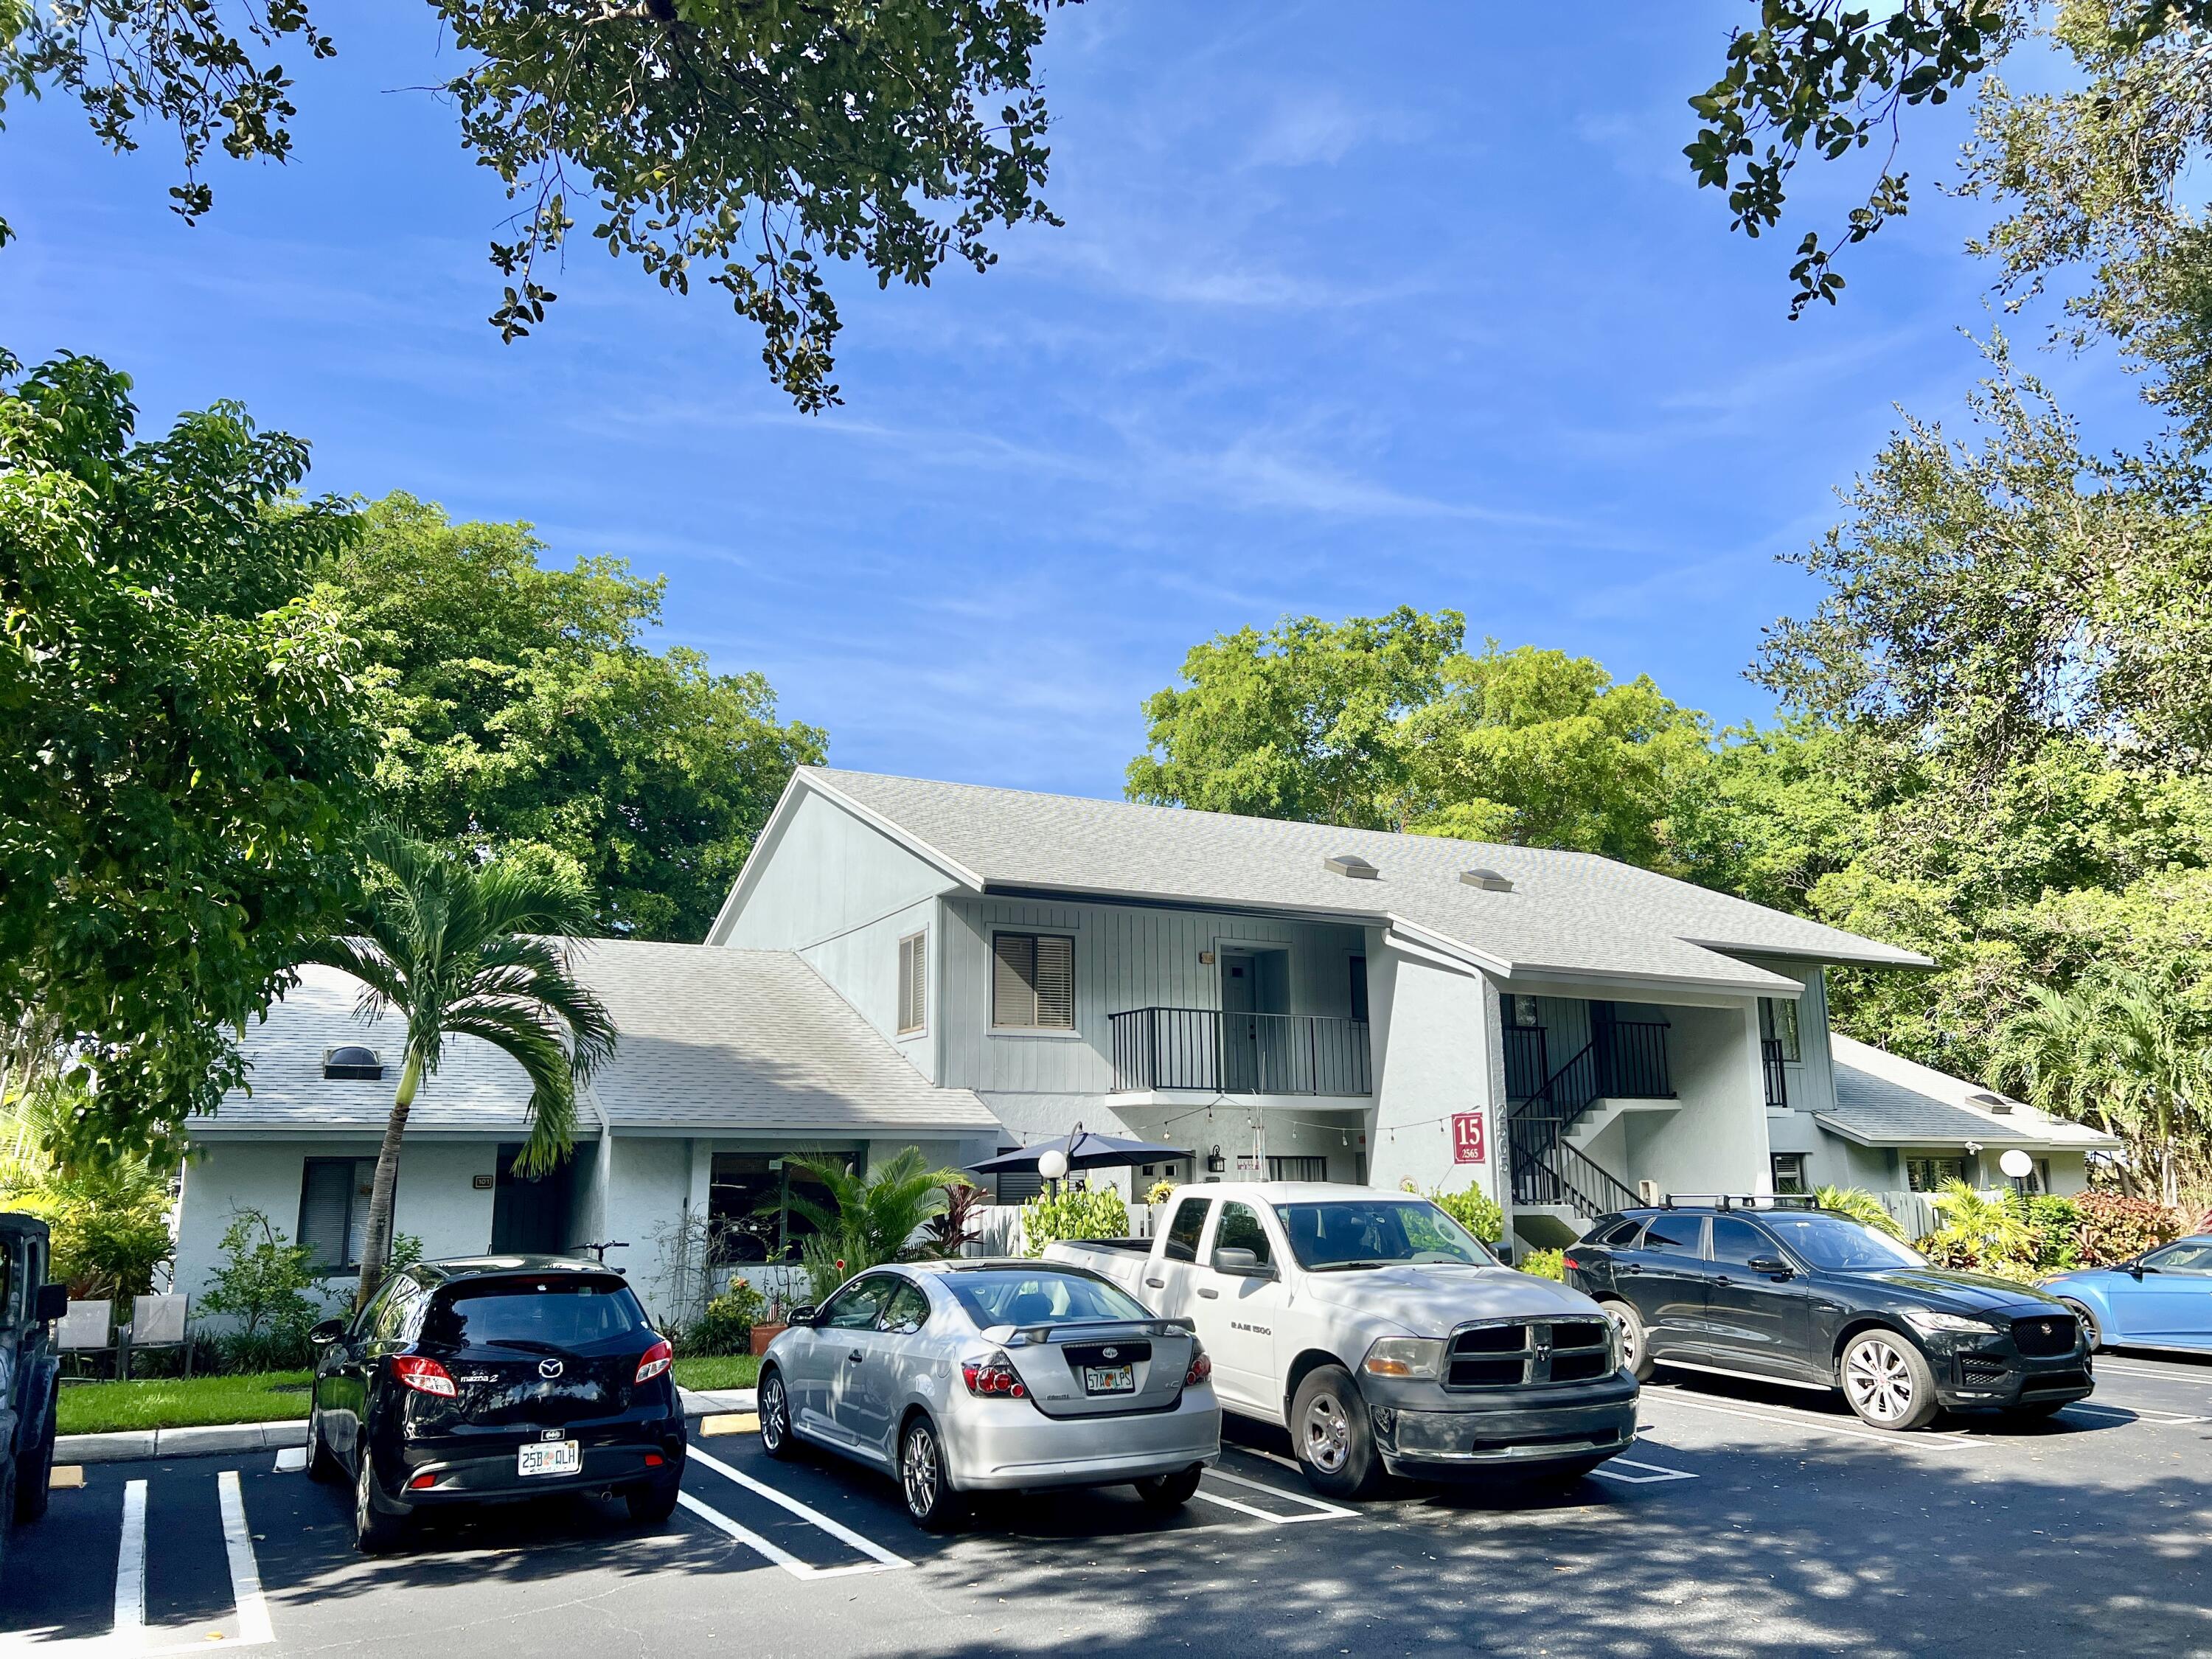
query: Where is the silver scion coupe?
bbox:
[757,1258,1220,1529]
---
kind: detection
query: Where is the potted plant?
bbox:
[748,1266,801,1354]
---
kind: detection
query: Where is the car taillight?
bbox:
[635,1338,673,1385]
[392,1354,457,1398]
[1562,1255,1582,1272]
[1184,1346,1212,1388]
[961,1352,1028,1398]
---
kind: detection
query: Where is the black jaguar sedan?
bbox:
[307,1256,687,1551]
[1563,1200,2095,1430]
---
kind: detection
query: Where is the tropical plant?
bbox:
[302,824,618,1307]
[2073,1191,2186,1266]
[1146,1179,1180,1207]
[799,1236,852,1307]
[1427,1184,1505,1244]
[779,1147,970,1280]
[1921,1182,2037,1279]
[2024,1195,2082,1273]
[1813,1185,1906,1240]
[1517,1247,1565,1281]
[917,1179,989,1259]
[1020,1183,1130,1258]
[0,1079,174,1299]
[197,1210,323,1348]
[679,1282,768,1358]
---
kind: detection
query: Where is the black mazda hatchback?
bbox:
[307,1256,686,1551]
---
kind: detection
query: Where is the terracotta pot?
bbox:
[748,1322,787,1356]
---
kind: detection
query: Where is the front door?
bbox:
[1197,1200,1287,1416]
[805,1275,895,1446]
[490,1143,570,1254]
[1220,951,1290,1091]
[1617,1212,1710,1358]
[834,1276,923,1461]
[1703,1216,1816,1380]
[1147,1193,1215,1319]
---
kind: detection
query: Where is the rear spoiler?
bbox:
[983,1317,1197,1348]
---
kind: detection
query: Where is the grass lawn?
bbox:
[58,1371,313,1436]
[671,1354,759,1391]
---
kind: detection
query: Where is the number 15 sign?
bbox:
[1451,1110,1487,1166]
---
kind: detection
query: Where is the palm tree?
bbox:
[304,826,617,1307]
[1993,962,2211,1207]
[777,1147,973,1285]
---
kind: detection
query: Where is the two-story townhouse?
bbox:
[174,766,2116,1329]
[712,769,2102,1253]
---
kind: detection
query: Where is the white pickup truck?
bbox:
[1046,1181,1637,1496]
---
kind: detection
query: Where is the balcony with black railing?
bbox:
[1109,1007,1372,1096]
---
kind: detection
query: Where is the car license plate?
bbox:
[1083,1364,1135,1395]
[517,1440,580,1478]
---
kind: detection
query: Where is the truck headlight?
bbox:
[1362,1337,1447,1380]
[1900,1309,1993,1335]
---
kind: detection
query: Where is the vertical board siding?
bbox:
[941,897,1368,1095]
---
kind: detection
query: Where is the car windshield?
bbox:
[945,1268,1154,1327]
[423,1275,650,1350]
[1759,1214,1926,1273]
[1274,1200,1496,1270]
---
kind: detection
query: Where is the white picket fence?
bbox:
[965,1201,1160,1259]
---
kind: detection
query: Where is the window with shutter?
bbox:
[991,931,1076,1029]
[299,1157,381,1272]
[897,931,927,1034]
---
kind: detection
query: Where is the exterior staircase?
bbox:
[1506,1012,1672,1242]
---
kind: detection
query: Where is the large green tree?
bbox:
[3,1,1068,410]
[333,493,826,941]
[1127,609,1710,862]
[0,350,369,1164]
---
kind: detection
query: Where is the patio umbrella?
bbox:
[966,1131,1194,1175]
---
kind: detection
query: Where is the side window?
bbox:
[374,1276,428,1342]
[991,932,1076,1029]
[1638,1214,1703,1256]
[353,1274,404,1340]
[1709,1218,1773,1267]
[897,931,927,1035]
[1164,1197,1211,1263]
[1589,1217,1644,1248]
[2142,1241,2212,1274]
[1213,1202,1273,1267]
[823,1276,896,1331]
[879,1280,931,1334]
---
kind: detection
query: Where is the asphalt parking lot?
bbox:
[6,1350,2210,1659]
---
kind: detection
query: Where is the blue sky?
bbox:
[1,2,2146,797]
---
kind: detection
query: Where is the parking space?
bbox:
[6,1363,2208,1658]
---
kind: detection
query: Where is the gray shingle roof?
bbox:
[740,768,1930,995]
[1820,1035,2118,1150]
[196,942,995,1138]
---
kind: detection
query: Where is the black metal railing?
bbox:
[1507,1115,1641,1217]
[1108,1007,1372,1096]
[1599,1020,1674,1099]
[1761,1039,1790,1109]
[1503,1026,1551,1099]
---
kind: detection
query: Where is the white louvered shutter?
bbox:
[1033,934,1075,1029]
[898,933,926,1033]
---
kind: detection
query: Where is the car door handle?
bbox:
[1145,1277,1166,1289]
[847,1350,864,1364]
[1619,1262,1641,1274]
[1714,1276,1734,1286]
[1197,1287,1219,1299]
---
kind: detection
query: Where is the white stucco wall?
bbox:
[1364,944,1500,1206]
[1613,1002,1769,1201]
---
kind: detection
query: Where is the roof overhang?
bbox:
[1811,1112,2119,1151]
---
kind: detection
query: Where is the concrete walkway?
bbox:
[58,1386,760,1465]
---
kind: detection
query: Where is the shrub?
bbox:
[1812,1185,1905,1239]
[14,1180,174,1300]
[1518,1247,1565,1281]
[680,1281,768,1356]
[2074,1192,2185,1265]
[1020,1183,1129,1257]
[1146,1178,1179,1206]
[799,1235,851,1307]
[1921,1183,2037,1280]
[917,1180,988,1259]
[2024,1195,2081,1273]
[1428,1184,1504,1244]
[197,1209,322,1348]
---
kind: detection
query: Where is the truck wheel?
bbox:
[1840,1329,1941,1431]
[1603,1300,1655,1384]
[15,1377,57,1522]
[1290,1366,1384,1500]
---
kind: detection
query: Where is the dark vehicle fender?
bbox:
[1827,1312,1919,1378]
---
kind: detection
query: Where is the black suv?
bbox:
[0,1214,68,1581]
[307,1256,686,1551]
[1563,1199,2094,1430]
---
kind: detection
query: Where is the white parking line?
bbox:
[1588,1456,1698,1484]
[674,1489,889,1581]
[113,1478,147,1651]
[2096,1359,2212,1382]
[1641,1389,1983,1452]
[684,1444,910,1573]
[272,1447,307,1475]
[2062,1401,2207,1425]
[1192,1467,1354,1524]
[214,1471,275,1649]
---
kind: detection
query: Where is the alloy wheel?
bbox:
[1300,1390,1352,1475]
[902,1424,939,1518]
[761,1376,788,1450]
[1844,1338,1916,1425]
[1607,1305,1640,1371]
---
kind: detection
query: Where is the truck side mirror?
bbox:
[1213,1247,1277,1279]
[35,1283,68,1324]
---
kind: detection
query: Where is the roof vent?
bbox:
[1461,868,1514,892]
[1324,853,1380,880]
[1966,1090,2014,1115]
[324,1045,384,1081]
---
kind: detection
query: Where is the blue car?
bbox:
[2042,1236,2212,1354]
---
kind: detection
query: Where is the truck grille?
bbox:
[1444,1318,1613,1388]
[2011,1314,2078,1357]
